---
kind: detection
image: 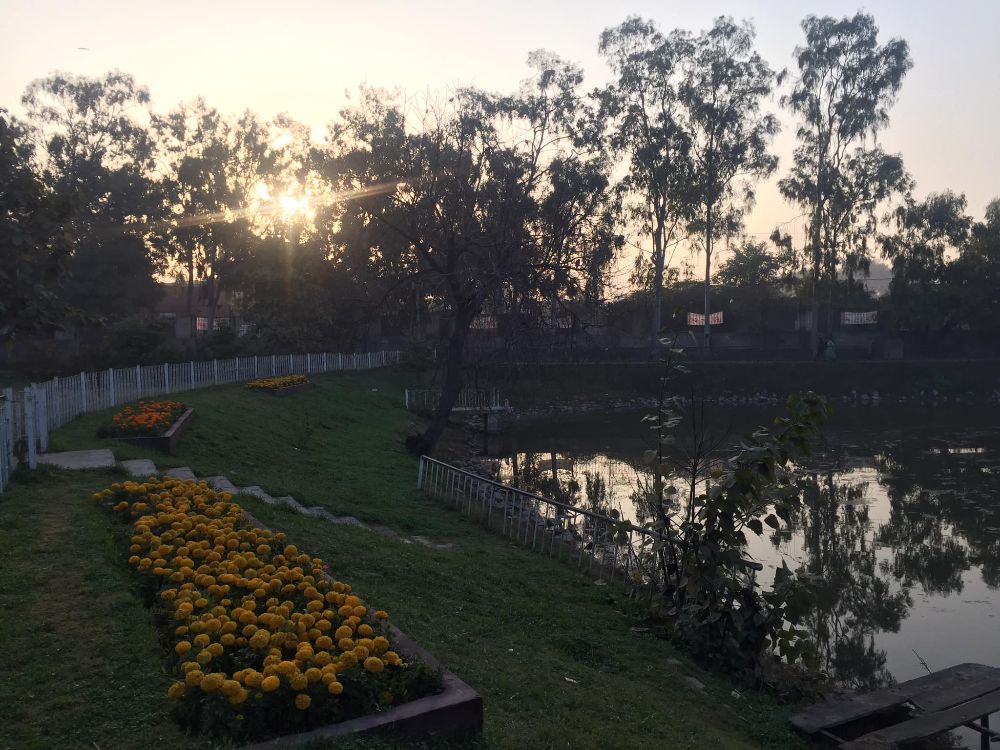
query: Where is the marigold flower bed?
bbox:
[100,400,186,437]
[246,375,310,392]
[94,478,439,744]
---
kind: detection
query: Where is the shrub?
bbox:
[99,400,186,437]
[246,374,309,391]
[93,477,438,742]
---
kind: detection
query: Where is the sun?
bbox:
[278,192,312,219]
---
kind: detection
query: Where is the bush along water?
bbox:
[625,342,831,682]
[93,477,440,743]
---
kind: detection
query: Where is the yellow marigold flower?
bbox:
[338,638,355,652]
[352,606,366,618]
[339,652,357,669]
[249,630,270,650]
[305,667,322,684]
[334,626,353,641]
[374,610,389,620]
[261,675,280,692]
[363,657,385,674]
[357,624,374,638]
[354,646,370,661]
[221,679,241,698]
[289,672,308,691]
[207,642,224,657]
[327,681,344,695]
[193,633,210,648]
[175,640,192,655]
[295,693,311,710]
[373,636,390,654]
[313,651,332,667]
[357,638,374,651]
[185,669,204,687]
[220,633,236,647]
[200,673,224,692]
[167,681,186,700]
[229,688,249,705]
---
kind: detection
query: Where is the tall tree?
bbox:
[780,13,911,354]
[598,18,694,353]
[21,70,162,321]
[0,110,74,349]
[880,191,971,331]
[680,17,779,350]
[321,55,620,452]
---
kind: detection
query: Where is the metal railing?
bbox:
[405,388,506,412]
[417,455,656,585]
[0,350,401,493]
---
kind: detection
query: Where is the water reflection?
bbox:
[483,406,1000,699]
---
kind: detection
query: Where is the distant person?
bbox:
[824,335,837,362]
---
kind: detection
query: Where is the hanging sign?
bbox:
[687,311,724,326]
[840,311,878,325]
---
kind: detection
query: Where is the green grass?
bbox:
[8,370,807,749]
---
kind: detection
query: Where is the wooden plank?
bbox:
[790,664,997,734]
[908,667,1000,713]
[840,687,1000,749]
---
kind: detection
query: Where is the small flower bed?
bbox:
[101,400,186,437]
[93,478,438,743]
[246,374,310,391]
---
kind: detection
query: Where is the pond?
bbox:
[478,404,1000,748]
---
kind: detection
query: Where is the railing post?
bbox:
[212,359,218,385]
[108,368,116,406]
[188,361,194,389]
[24,388,37,470]
[417,456,425,489]
[136,364,142,398]
[323,352,328,371]
[254,355,258,378]
[306,353,311,374]
[164,363,170,393]
[289,353,293,373]
[272,354,276,376]
[79,372,88,413]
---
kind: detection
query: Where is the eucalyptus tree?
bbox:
[679,17,779,350]
[779,13,911,353]
[598,17,694,353]
[21,70,163,320]
[0,110,74,347]
[320,54,621,452]
[153,101,286,332]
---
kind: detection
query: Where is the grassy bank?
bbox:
[14,370,807,749]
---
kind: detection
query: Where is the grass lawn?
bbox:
[7,369,807,749]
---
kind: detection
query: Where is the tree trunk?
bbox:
[186,255,195,338]
[408,300,479,455]
[811,152,825,358]
[703,202,713,352]
[649,216,666,356]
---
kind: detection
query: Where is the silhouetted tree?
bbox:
[779,13,912,354]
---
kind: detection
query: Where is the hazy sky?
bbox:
[3,0,998,283]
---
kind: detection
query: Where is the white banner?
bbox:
[841,311,878,325]
[687,311,723,326]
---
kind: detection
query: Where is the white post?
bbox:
[35,385,48,453]
[417,456,425,488]
[288,353,293,373]
[405,390,410,409]
[306,353,311,374]
[80,372,88,412]
[164,363,170,393]
[254,356,258,378]
[24,388,37,470]
[213,359,218,385]
[108,368,116,406]
[135,365,142,399]
[272,355,276,376]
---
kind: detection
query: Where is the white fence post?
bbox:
[254,356,258,378]
[213,359,218,385]
[272,355,276,376]
[24,388,37,470]
[108,368,116,406]
[288,353,293,373]
[80,372,88,412]
[35,385,48,453]
[306,353,311,374]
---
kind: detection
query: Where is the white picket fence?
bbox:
[0,350,401,494]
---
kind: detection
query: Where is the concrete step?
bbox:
[119,459,157,477]
[164,466,196,481]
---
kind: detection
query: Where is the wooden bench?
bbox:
[790,663,1000,748]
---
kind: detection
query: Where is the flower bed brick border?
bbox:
[241,624,482,749]
[113,408,195,455]
[237,510,483,748]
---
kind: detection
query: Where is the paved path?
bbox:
[36,450,452,550]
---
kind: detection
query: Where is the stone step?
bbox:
[119,459,158,478]
[164,466,197,481]
[38,449,115,470]
[203,476,240,494]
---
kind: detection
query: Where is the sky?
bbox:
[2,0,998,287]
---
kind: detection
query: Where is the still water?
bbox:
[481,405,1000,748]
